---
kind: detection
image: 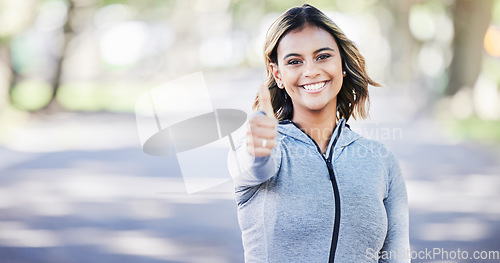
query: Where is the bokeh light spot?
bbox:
[99,21,149,66]
[484,25,500,57]
[409,5,435,41]
[419,43,444,77]
[35,0,68,31]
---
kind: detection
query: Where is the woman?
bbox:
[230,4,409,262]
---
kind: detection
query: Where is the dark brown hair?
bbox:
[253,4,380,121]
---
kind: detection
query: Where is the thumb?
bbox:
[258,84,274,118]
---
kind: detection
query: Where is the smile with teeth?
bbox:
[301,81,327,92]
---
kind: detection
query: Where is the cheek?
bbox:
[326,61,342,74]
[280,68,300,83]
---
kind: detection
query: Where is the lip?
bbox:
[300,80,329,94]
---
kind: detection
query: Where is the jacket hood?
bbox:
[277,118,361,148]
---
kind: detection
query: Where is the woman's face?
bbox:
[271,24,344,117]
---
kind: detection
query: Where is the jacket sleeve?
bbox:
[379,152,410,263]
[227,134,281,190]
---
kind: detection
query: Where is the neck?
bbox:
[292,103,338,153]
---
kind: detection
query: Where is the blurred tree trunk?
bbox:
[0,44,12,110]
[41,1,76,112]
[446,0,493,96]
[0,43,21,112]
[386,0,417,86]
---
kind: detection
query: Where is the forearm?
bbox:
[229,138,280,188]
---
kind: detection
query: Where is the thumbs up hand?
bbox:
[247,84,279,157]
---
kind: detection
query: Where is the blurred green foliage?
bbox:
[449,117,500,144]
[11,80,52,111]
[56,82,147,112]
[494,0,500,23]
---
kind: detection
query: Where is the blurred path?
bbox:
[0,111,244,263]
[0,70,499,262]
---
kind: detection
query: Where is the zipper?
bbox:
[281,120,342,263]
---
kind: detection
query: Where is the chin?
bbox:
[306,103,328,111]
[306,99,337,111]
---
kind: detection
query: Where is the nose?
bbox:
[303,60,320,78]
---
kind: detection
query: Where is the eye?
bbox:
[288,60,300,65]
[317,54,331,60]
[287,59,302,65]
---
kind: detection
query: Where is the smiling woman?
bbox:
[256,4,380,124]
[230,4,409,263]
[271,26,343,118]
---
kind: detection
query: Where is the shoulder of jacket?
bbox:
[349,137,396,163]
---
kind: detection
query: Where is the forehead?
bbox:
[277,25,338,57]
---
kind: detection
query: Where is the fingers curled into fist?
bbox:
[247,84,279,157]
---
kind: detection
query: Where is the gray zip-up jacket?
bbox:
[230,118,410,263]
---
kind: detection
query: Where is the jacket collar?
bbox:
[277,118,360,148]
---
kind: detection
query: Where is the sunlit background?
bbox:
[0,0,499,262]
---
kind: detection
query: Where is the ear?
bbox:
[269,63,284,89]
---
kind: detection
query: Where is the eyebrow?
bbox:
[282,47,335,60]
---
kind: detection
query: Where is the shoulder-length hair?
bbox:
[253,4,380,121]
